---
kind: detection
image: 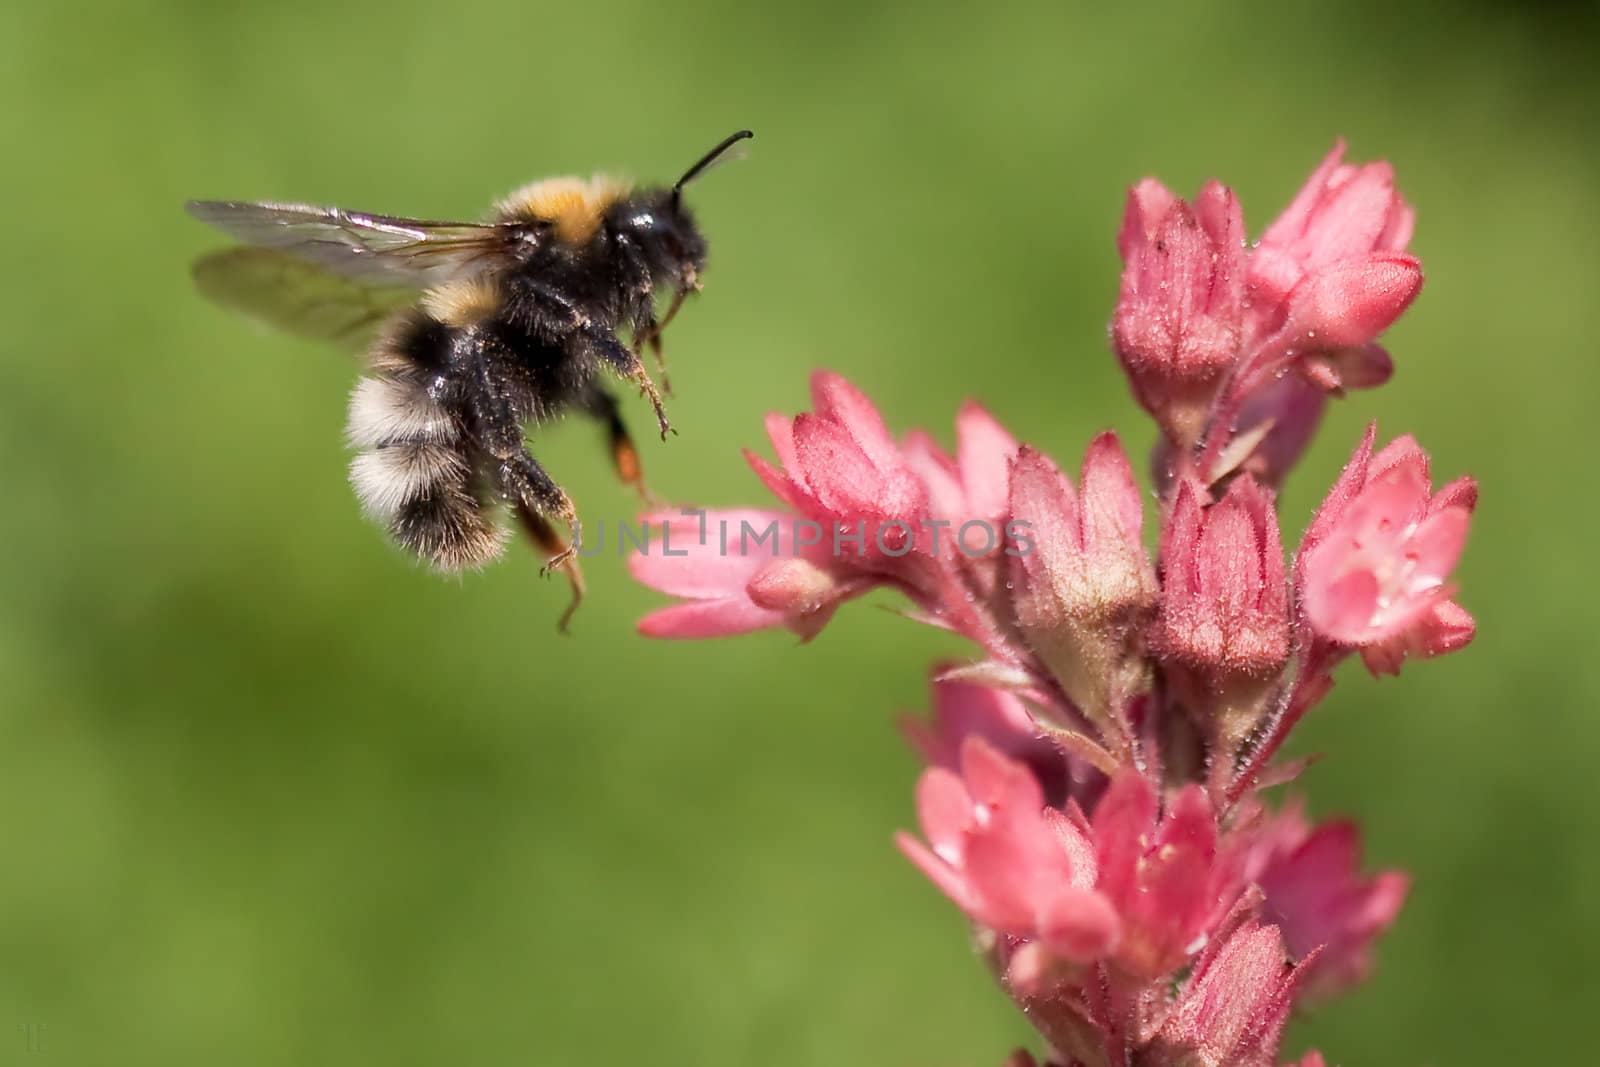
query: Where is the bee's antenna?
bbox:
[672,130,754,202]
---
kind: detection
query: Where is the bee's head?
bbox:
[615,130,751,292]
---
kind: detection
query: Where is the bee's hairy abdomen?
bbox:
[348,315,507,571]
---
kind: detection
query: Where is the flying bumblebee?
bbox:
[186,130,750,625]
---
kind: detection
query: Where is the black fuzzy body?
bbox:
[347,188,708,570]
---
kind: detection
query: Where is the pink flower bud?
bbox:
[1113,179,1246,446]
[1258,143,1415,282]
[1008,435,1157,732]
[1280,252,1422,351]
[1246,142,1423,379]
[1299,428,1476,674]
[746,371,928,530]
[744,557,857,640]
[1148,922,1302,1067]
[1155,477,1291,683]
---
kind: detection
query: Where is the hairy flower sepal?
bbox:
[1114,180,1246,449]
[1007,436,1156,749]
[1154,476,1291,763]
[1145,921,1309,1067]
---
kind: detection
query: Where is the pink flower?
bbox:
[897,737,1120,963]
[1090,769,1222,979]
[1007,436,1156,730]
[632,371,1036,652]
[1249,141,1421,363]
[1191,142,1420,486]
[1155,476,1291,684]
[1299,427,1477,674]
[1249,804,1409,1001]
[1147,922,1305,1067]
[1113,179,1246,446]
[633,143,1472,1067]
[746,370,929,551]
[899,746,1227,985]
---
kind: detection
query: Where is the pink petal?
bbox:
[1285,252,1423,348]
[1406,506,1471,588]
[809,370,902,470]
[915,766,977,860]
[1091,769,1158,903]
[1338,462,1431,551]
[1293,162,1400,270]
[1118,178,1179,259]
[636,597,787,639]
[1038,886,1122,962]
[1419,599,1476,654]
[626,509,793,598]
[902,430,966,522]
[1078,432,1144,557]
[790,412,891,515]
[1260,141,1347,252]
[1194,179,1245,263]
[743,450,811,512]
[895,832,980,916]
[1368,433,1428,483]
[1301,423,1376,550]
[765,411,800,470]
[1305,568,1381,643]
[960,736,1045,813]
[957,401,1021,518]
[1432,474,1479,514]
[1043,806,1100,890]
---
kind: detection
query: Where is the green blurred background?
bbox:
[3,1,1596,1063]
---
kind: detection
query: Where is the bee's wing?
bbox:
[191,247,418,351]
[184,200,533,286]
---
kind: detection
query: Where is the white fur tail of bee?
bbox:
[346,374,507,570]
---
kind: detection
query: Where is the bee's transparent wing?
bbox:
[185,200,533,286]
[191,247,418,351]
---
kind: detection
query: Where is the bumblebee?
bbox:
[187,130,750,624]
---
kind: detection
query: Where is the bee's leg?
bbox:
[644,286,690,394]
[512,501,585,633]
[518,279,672,439]
[582,328,672,440]
[630,312,669,396]
[581,384,660,504]
[629,294,687,398]
[460,328,584,580]
[495,450,580,572]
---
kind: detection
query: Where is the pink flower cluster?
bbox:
[630,143,1475,1067]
